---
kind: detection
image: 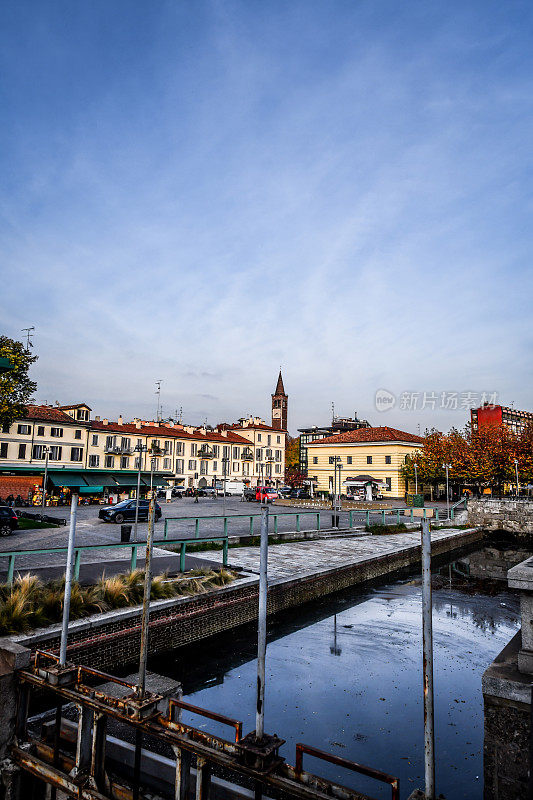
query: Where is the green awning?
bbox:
[79,486,103,494]
[48,471,88,488]
[112,474,140,487]
[152,474,171,487]
[0,356,14,374]
[84,473,117,488]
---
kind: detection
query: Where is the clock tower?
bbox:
[272,370,288,431]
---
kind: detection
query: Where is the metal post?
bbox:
[515,459,520,497]
[138,459,156,696]
[414,463,418,496]
[41,447,49,515]
[222,458,227,517]
[421,519,435,800]
[59,492,79,665]
[133,445,144,543]
[443,463,451,519]
[256,504,269,740]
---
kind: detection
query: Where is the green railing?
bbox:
[0,535,229,586]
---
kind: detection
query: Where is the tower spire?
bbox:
[272,370,288,430]
[274,369,286,396]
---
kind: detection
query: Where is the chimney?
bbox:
[118,415,123,425]
[184,425,195,434]
[94,415,100,422]
[199,427,206,435]
[103,419,109,426]
[135,420,142,429]
[221,430,228,437]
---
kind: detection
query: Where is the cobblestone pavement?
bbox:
[197,527,476,579]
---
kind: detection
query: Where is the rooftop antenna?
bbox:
[331,401,335,425]
[21,326,35,351]
[178,406,183,423]
[155,380,162,422]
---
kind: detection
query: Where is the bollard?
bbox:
[296,513,300,532]
[74,550,81,581]
[223,538,228,567]
[130,545,138,571]
[180,543,186,573]
[250,516,254,536]
[195,518,200,538]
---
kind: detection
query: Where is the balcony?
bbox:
[198,447,214,459]
[241,450,254,461]
[104,446,133,455]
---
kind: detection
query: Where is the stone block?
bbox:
[0,640,31,677]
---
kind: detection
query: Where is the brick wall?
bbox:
[483,696,529,800]
[14,528,482,672]
[0,475,39,500]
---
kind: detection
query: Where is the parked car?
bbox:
[244,487,257,502]
[0,506,18,536]
[256,486,278,503]
[289,488,310,499]
[277,486,292,498]
[172,488,183,498]
[202,487,217,497]
[98,499,162,524]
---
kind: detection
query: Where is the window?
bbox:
[257,433,262,442]
[74,430,82,440]
[275,449,281,461]
[385,477,392,491]
[17,424,31,435]
[329,456,335,465]
[121,437,131,450]
[385,455,391,464]
[76,409,89,421]
[163,457,171,469]
[91,434,99,446]
[200,461,208,475]
[213,445,219,457]
[32,445,45,459]
[106,435,115,449]
[136,439,143,449]
[223,445,230,459]
[50,428,63,438]
[2,423,9,433]
[232,462,239,472]
[366,456,372,464]
[256,448,262,461]
[191,443,197,456]
[188,460,197,470]
[49,446,62,461]
[134,457,141,469]
[212,461,217,472]
[121,456,129,469]
[347,456,352,464]
[312,456,318,464]
[175,459,184,474]
[267,435,271,446]
[232,447,239,459]
[0,443,7,458]
[277,435,281,444]
[266,449,272,459]
[164,441,172,454]
[105,455,114,468]
[18,444,26,459]
[275,464,281,473]
[71,447,83,462]
[89,455,100,467]
[37,426,45,436]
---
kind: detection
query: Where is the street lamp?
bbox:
[41,446,49,515]
[133,443,148,543]
[442,463,451,519]
[514,459,520,497]
[222,457,230,516]
[414,463,418,496]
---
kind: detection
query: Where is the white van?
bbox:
[220,480,246,496]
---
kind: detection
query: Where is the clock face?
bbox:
[273,408,281,418]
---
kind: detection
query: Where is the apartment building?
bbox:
[471,403,533,436]
[216,416,286,484]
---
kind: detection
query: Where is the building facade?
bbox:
[0,404,286,501]
[471,403,533,436]
[306,426,423,500]
[298,412,370,474]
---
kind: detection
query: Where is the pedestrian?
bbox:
[6,494,14,508]
[194,489,199,503]
[165,487,172,504]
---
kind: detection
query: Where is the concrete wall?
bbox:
[468,499,533,535]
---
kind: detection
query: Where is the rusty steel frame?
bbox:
[14,654,400,800]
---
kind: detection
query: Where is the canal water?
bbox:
[149,541,525,800]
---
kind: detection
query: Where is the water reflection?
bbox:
[149,541,525,800]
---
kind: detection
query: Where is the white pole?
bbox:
[256,504,269,739]
[133,446,143,543]
[414,463,418,495]
[59,493,79,665]
[41,448,49,515]
[138,458,156,696]
[421,519,435,799]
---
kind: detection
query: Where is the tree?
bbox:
[0,336,37,428]
[285,435,300,470]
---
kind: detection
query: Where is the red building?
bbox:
[471,403,533,435]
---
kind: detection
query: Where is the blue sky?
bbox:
[1,0,532,434]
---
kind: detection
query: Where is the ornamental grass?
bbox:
[0,568,236,635]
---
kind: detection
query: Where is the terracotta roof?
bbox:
[218,422,285,433]
[24,405,80,424]
[308,426,424,446]
[90,420,251,444]
[59,403,92,411]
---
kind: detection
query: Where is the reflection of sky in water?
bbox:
[150,570,520,800]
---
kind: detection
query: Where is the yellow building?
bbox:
[306,426,423,500]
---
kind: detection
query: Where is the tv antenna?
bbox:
[155,380,163,422]
[331,401,335,424]
[21,327,35,351]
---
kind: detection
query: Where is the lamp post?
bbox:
[514,459,520,497]
[41,446,49,515]
[138,449,161,696]
[133,443,147,543]
[414,463,418,496]
[442,464,451,520]
[336,461,343,517]
[222,457,229,517]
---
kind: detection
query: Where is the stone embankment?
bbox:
[468,499,533,536]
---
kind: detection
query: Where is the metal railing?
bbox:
[14,651,400,800]
[0,534,229,584]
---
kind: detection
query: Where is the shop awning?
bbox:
[151,474,171,487]
[112,473,141,487]
[83,473,117,488]
[79,486,103,494]
[48,471,88,488]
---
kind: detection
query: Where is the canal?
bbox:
[149,540,525,800]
